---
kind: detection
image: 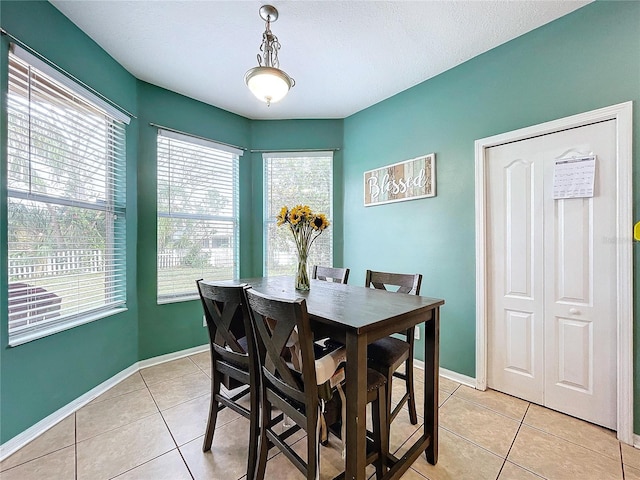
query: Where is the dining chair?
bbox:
[311,265,350,284]
[310,265,350,442]
[365,269,423,426]
[245,288,389,480]
[196,280,259,480]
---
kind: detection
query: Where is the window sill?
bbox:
[157,294,199,305]
[8,307,128,347]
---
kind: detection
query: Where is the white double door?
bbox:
[486,119,617,429]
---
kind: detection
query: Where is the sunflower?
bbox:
[289,207,302,225]
[312,214,329,231]
[277,204,330,243]
[276,206,288,226]
[300,205,312,217]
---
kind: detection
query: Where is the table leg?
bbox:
[345,331,368,480]
[424,307,440,464]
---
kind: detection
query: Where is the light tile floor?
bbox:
[1,351,639,479]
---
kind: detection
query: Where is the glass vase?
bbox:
[295,251,310,291]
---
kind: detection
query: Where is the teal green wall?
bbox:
[2,0,640,446]
[136,81,251,360]
[249,120,345,275]
[343,0,640,425]
[0,1,139,443]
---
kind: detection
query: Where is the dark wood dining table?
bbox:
[224,275,444,480]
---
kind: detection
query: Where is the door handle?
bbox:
[569,308,580,315]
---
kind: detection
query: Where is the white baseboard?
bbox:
[439,367,476,388]
[412,360,476,389]
[0,344,208,462]
[634,434,640,449]
[138,344,208,369]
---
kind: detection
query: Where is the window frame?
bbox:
[6,46,129,346]
[263,151,334,276]
[156,129,241,304]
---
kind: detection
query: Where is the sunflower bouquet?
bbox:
[277,205,330,290]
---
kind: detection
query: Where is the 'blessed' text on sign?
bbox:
[363,154,436,206]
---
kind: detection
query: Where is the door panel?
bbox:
[487,119,617,429]
[555,198,591,303]
[556,317,592,392]
[504,310,535,377]
[543,120,617,428]
[505,160,533,298]
[488,155,544,404]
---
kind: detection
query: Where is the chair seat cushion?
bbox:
[324,368,386,431]
[367,336,410,370]
[366,368,387,393]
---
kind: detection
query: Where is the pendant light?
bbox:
[244,5,295,106]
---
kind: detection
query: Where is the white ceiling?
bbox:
[50,1,591,120]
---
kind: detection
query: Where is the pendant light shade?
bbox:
[245,66,294,105]
[245,5,295,106]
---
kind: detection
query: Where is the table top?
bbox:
[210,275,444,335]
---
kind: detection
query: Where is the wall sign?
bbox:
[364,153,436,206]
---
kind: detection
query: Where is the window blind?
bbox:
[157,130,240,302]
[263,152,333,276]
[7,52,128,345]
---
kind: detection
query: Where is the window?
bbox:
[157,130,241,302]
[7,46,129,345]
[264,152,333,276]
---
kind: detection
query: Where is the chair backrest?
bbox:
[365,270,422,296]
[366,270,422,344]
[197,280,253,372]
[311,265,350,284]
[245,288,319,408]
